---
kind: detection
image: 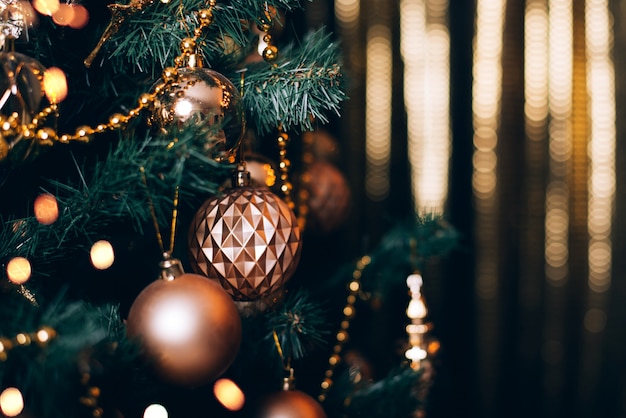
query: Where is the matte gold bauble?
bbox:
[188,187,302,302]
[306,161,351,233]
[126,272,242,387]
[151,67,244,161]
[256,390,327,418]
[0,52,46,164]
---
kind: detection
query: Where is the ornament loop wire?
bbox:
[139,166,180,256]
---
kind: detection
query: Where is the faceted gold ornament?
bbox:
[188,187,303,301]
[151,67,245,161]
[0,52,46,164]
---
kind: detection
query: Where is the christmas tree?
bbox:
[0,1,458,417]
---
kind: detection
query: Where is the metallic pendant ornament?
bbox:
[188,178,303,302]
[126,255,242,387]
[150,67,245,162]
[255,389,327,418]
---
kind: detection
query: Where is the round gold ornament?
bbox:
[0,51,46,164]
[126,266,242,387]
[188,186,302,302]
[151,67,245,161]
[255,390,327,418]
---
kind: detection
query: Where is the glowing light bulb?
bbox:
[6,257,31,284]
[43,67,68,104]
[0,387,24,417]
[213,378,245,411]
[144,404,168,418]
[34,193,59,225]
[90,240,115,270]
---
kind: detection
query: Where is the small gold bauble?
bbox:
[126,273,242,387]
[263,45,279,62]
[151,67,245,161]
[198,8,213,26]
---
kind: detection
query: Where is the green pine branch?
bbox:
[241,28,344,135]
[0,124,233,294]
[265,289,329,361]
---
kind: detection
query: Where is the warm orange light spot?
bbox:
[213,378,245,411]
[427,340,441,355]
[51,3,75,25]
[34,193,59,225]
[6,257,32,284]
[43,67,68,104]
[0,387,24,417]
[90,240,115,270]
[68,5,89,29]
[32,0,59,16]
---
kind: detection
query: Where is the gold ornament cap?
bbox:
[232,163,251,187]
[159,252,185,281]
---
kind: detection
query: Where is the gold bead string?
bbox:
[295,130,315,231]
[276,126,294,210]
[318,255,371,403]
[0,326,56,362]
[257,3,279,63]
[79,378,103,418]
[0,4,218,153]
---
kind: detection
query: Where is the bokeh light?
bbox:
[90,240,115,270]
[213,378,245,411]
[144,404,168,418]
[34,193,59,225]
[67,5,89,29]
[43,67,68,104]
[0,387,24,417]
[6,257,32,284]
[51,3,74,26]
[32,0,59,16]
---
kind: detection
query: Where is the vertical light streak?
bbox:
[365,25,392,201]
[472,1,505,414]
[401,0,450,213]
[546,0,573,376]
[334,0,360,31]
[579,0,614,400]
[472,0,505,300]
[523,0,549,370]
[546,0,573,287]
[585,0,614,296]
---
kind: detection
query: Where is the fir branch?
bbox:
[241,28,345,135]
[342,366,428,418]
[103,0,309,75]
[0,125,232,293]
[265,290,329,361]
[318,215,459,298]
[0,294,140,418]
